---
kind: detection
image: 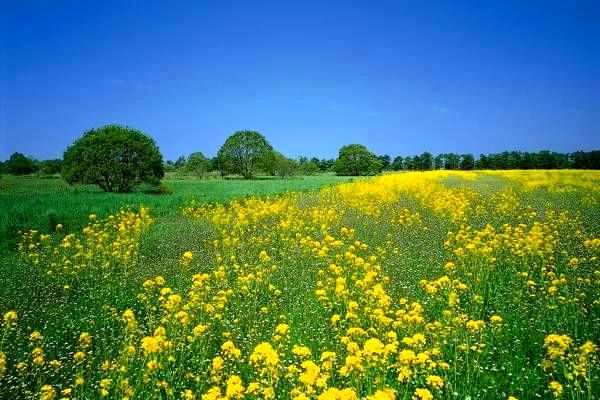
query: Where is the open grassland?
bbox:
[1,170,599,399]
[0,174,350,256]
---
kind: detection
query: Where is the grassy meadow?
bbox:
[0,170,599,399]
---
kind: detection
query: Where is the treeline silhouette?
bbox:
[386,150,600,171]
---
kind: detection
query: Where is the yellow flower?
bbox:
[466,319,485,332]
[181,251,193,266]
[398,349,416,365]
[250,342,279,370]
[259,250,271,263]
[368,389,396,400]
[363,338,385,361]
[225,375,244,398]
[292,345,312,358]
[40,385,56,400]
[275,323,290,336]
[29,331,43,342]
[317,388,358,400]
[193,324,209,337]
[426,375,444,389]
[549,381,562,397]
[73,351,86,363]
[413,388,433,400]
[299,360,321,386]
[202,387,221,400]
[221,340,242,358]
[544,334,572,360]
[141,335,163,354]
[0,352,6,377]
[3,311,18,328]
[79,332,92,348]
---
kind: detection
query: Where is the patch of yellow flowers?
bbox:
[18,207,153,283]
[2,171,599,399]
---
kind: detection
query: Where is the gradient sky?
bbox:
[1,0,599,161]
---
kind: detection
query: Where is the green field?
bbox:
[0,174,351,256]
[0,171,598,400]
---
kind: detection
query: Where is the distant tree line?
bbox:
[2,124,599,191]
[384,150,600,172]
[0,152,63,176]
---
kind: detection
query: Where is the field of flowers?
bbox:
[1,170,599,399]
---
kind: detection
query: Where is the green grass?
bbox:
[0,174,351,256]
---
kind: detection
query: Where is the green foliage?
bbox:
[258,150,298,178]
[257,150,279,176]
[5,152,37,175]
[459,153,475,170]
[217,130,273,179]
[377,154,391,170]
[62,124,164,193]
[334,144,382,176]
[275,153,297,178]
[174,156,187,169]
[299,161,319,175]
[185,152,211,177]
[38,159,63,175]
[391,156,404,171]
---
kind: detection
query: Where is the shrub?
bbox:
[62,124,164,192]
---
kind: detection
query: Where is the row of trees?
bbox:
[2,124,599,191]
[387,150,600,171]
[162,148,600,176]
[0,153,63,176]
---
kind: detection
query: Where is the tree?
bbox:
[5,152,37,175]
[300,161,320,175]
[318,158,335,171]
[434,154,445,170]
[334,144,382,176]
[39,159,63,175]
[186,152,211,177]
[275,153,297,178]
[391,156,404,171]
[459,154,475,170]
[444,153,460,170]
[174,156,187,169]
[418,152,433,170]
[377,155,391,171]
[258,150,279,176]
[62,124,164,192]
[217,130,273,179]
[404,156,414,170]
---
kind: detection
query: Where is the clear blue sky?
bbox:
[1,0,598,161]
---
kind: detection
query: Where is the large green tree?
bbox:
[217,130,273,179]
[334,144,382,176]
[62,124,164,192]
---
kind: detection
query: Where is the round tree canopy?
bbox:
[62,124,164,192]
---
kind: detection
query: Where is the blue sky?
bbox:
[1,0,598,161]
